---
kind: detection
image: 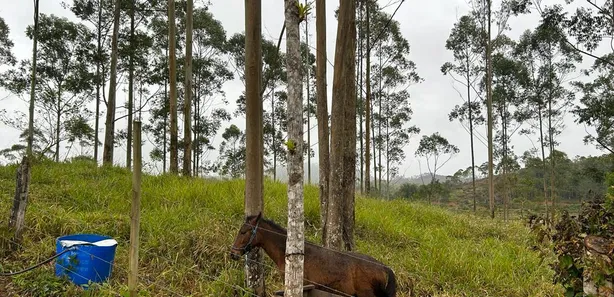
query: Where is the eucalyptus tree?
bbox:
[415,133,460,203]
[283,0,306,293]
[102,0,121,166]
[366,2,421,193]
[573,57,614,154]
[2,14,96,161]
[315,0,329,245]
[216,124,245,178]
[441,14,484,212]
[327,0,356,251]
[546,0,614,154]
[64,0,115,162]
[491,36,530,220]
[515,10,582,219]
[227,33,288,175]
[470,0,531,218]
[0,16,16,67]
[188,8,234,176]
[243,0,265,294]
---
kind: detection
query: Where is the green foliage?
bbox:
[415,133,460,184]
[1,14,96,162]
[0,161,559,296]
[572,55,614,154]
[0,16,16,66]
[215,124,246,178]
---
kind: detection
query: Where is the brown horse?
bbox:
[230,213,397,297]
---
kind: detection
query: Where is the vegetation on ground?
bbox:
[0,160,559,296]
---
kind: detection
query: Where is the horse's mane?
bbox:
[246,215,288,235]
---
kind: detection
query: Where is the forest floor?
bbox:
[0,160,560,296]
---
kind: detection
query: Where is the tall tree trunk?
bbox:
[193,79,198,176]
[305,17,311,185]
[284,2,305,295]
[27,0,39,153]
[163,75,168,174]
[358,0,363,194]
[127,1,135,169]
[364,0,371,194]
[103,0,121,166]
[183,0,193,177]
[342,3,357,250]
[94,0,102,163]
[466,55,476,213]
[168,0,178,174]
[244,0,265,295]
[547,51,556,221]
[56,93,61,162]
[378,44,382,194]
[386,104,390,199]
[548,96,556,220]
[272,85,277,181]
[327,0,355,251]
[12,0,39,248]
[315,0,330,246]
[485,0,495,219]
[538,106,549,222]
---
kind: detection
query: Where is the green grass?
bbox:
[0,160,559,296]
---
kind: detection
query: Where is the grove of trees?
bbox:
[1,0,614,294]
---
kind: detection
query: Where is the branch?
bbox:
[259,23,286,98]
[564,39,614,68]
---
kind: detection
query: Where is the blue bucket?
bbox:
[54,234,118,286]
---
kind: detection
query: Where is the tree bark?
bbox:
[103,0,120,166]
[284,2,305,295]
[183,0,193,177]
[127,1,135,169]
[342,0,357,250]
[128,121,142,297]
[27,0,39,158]
[168,0,178,174]
[378,44,382,195]
[466,55,476,213]
[315,0,330,246]
[244,0,265,295]
[94,0,101,163]
[538,106,549,222]
[163,75,168,174]
[485,0,495,219]
[364,0,371,195]
[327,0,356,251]
[305,16,311,185]
[56,93,61,162]
[358,0,364,194]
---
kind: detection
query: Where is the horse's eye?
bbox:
[240,229,248,234]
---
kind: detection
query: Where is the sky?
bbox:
[0,0,606,178]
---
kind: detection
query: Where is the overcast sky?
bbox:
[0,0,605,177]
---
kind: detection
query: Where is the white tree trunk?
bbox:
[284,1,305,296]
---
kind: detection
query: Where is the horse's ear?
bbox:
[256,212,262,221]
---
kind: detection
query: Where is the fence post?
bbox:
[8,156,31,249]
[129,120,142,297]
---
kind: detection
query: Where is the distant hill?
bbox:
[271,163,451,186]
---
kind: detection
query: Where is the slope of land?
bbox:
[0,160,559,296]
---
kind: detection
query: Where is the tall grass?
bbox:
[0,160,559,296]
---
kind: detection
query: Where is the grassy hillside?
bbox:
[0,160,559,296]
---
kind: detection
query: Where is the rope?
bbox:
[0,246,74,277]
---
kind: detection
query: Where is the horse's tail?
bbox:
[382,267,397,297]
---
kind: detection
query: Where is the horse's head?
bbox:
[230,212,262,260]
